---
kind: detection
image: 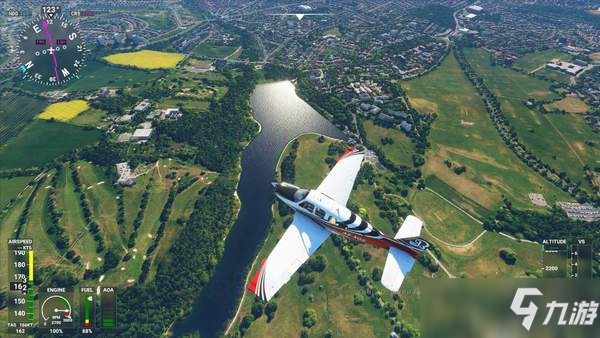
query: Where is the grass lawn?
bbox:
[192,42,239,59]
[536,68,571,84]
[431,231,541,278]
[544,96,590,113]
[104,50,185,69]
[77,161,123,253]
[37,100,89,122]
[0,91,47,145]
[324,27,342,37]
[69,108,107,127]
[156,98,210,111]
[0,120,101,170]
[423,176,491,219]
[0,176,33,209]
[513,49,572,73]
[363,120,415,167]
[403,52,568,210]
[464,48,600,191]
[23,173,64,267]
[56,163,102,270]
[412,189,482,245]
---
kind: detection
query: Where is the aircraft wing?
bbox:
[316,147,364,206]
[381,216,424,292]
[381,247,415,292]
[248,213,330,301]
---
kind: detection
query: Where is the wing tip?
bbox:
[248,257,267,294]
[338,147,363,162]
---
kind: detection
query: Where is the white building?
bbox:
[546,61,583,76]
[131,128,153,142]
[164,108,183,120]
[133,100,151,113]
[116,162,135,186]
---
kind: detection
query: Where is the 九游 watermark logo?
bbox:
[511,288,598,331]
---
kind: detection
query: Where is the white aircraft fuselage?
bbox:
[273,182,428,258]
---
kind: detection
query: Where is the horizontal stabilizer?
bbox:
[395,215,423,239]
[381,247,415,292]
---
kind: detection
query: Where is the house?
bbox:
[369,106,382,115]
[377,113,394,123]
[130,128,153,142]
[399,121,412,132]
[146,110,162,120]
[116,162,135,186]
[133,100,151,113]
[164,108,183,120]
[388,110,408,119]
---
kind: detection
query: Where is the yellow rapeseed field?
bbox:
[37,100,89,122]
[103,50,185,69]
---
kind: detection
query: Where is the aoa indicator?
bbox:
[16,13,87,85]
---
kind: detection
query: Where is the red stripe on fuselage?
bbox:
[248,257,267,294]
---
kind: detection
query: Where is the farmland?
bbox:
[37,100,89,122]
[0,120,101,170]
[464,48,600,191]
[14,61,161,93]
[104,50,186,69]
[0,91,47,144]
[403,52,569,211]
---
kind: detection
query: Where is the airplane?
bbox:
[248,147,430,301]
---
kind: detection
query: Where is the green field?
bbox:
[56,163,102,270]
[536,68,571,84]
[68,108,107,127]
[363,120,415,167]
[0,176,33,209]
[77,161,123,253]
[0,91,47,144]
[403,52,569,210]
[192,42,239,59]
[513,49,572,73]
[17,61,161,93]
[464,48,600,191]
[133,10,174,31]
[0,120,101,170]
[412,189,482,245]
[431,231,541,278]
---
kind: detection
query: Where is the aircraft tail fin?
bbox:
[394,215,423,239]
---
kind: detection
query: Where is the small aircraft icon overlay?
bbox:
[248,147,430,301]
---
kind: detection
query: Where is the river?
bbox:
[172,81,346,337]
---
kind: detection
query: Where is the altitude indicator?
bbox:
[16,13,87,86]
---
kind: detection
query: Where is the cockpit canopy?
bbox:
[274,182,309,202]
